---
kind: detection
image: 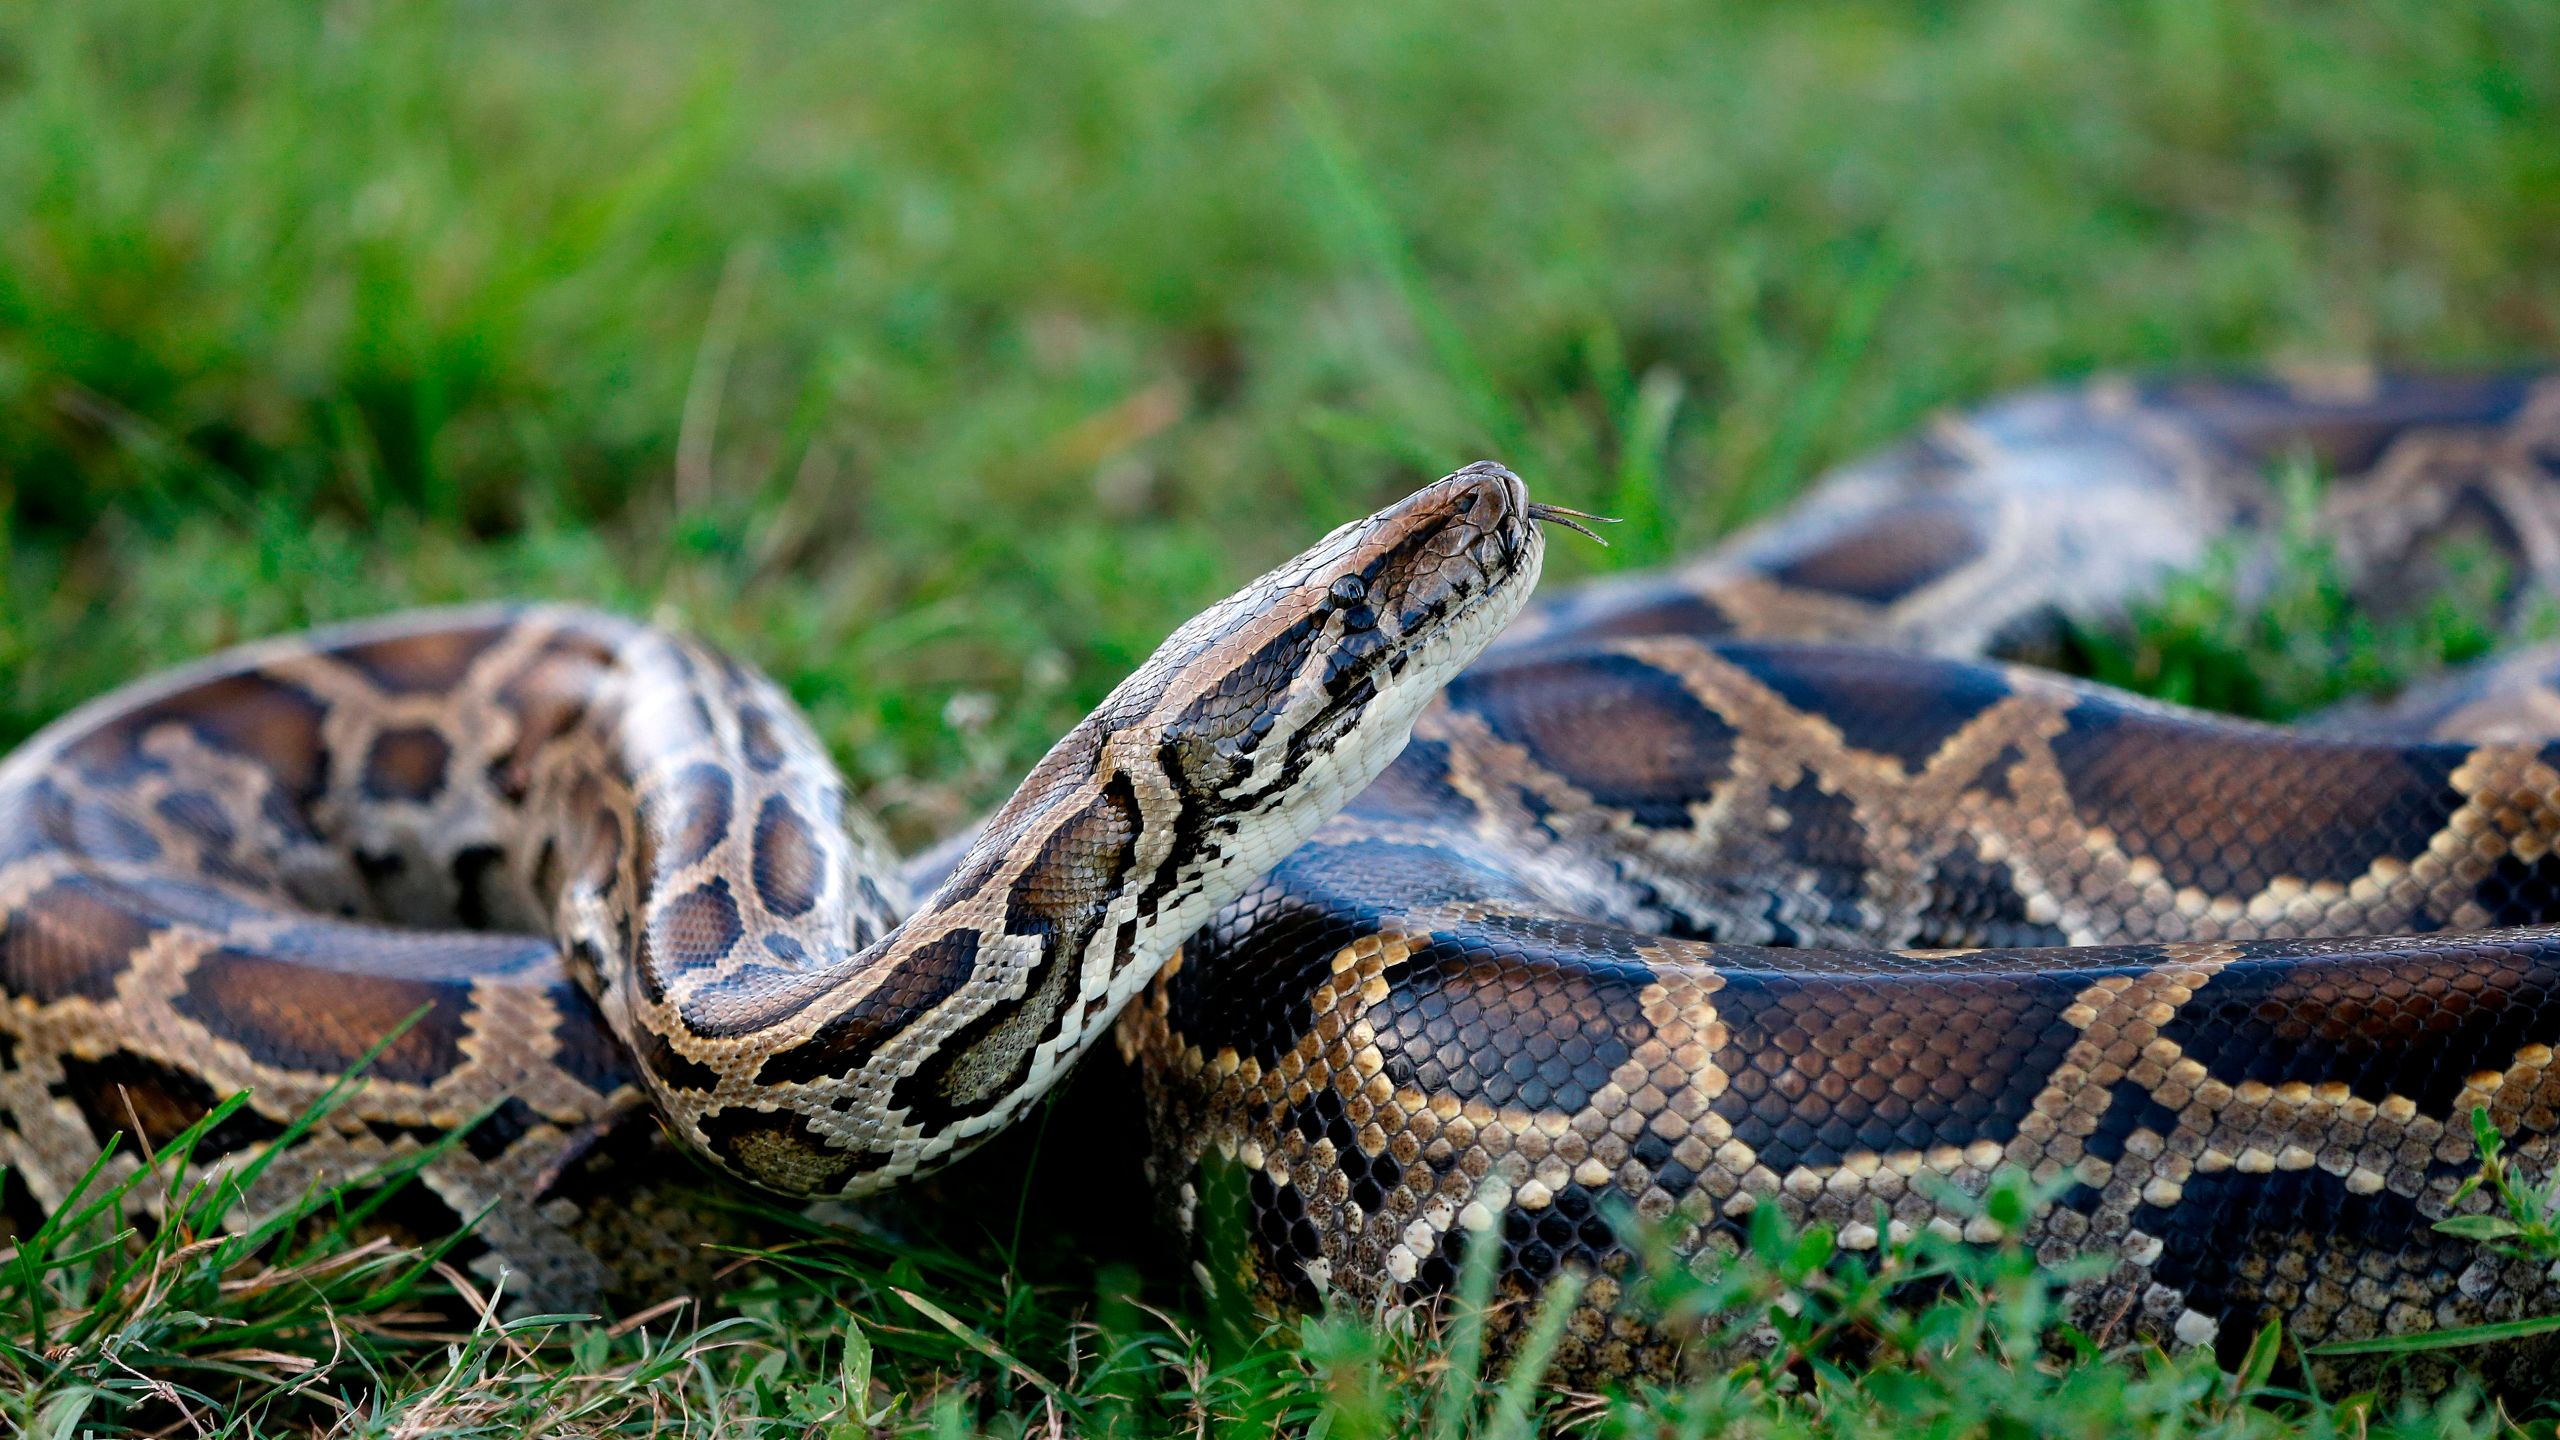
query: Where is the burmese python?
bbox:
[7,373,2560,1392]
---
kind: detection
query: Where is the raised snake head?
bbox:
[1130,460,1553,848]
[699,463,1578,1194]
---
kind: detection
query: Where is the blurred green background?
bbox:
[6,5,2560,1431]
[4,0,2556,840]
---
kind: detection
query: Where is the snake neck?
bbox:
[670,654,1445,1192]
[549,465,1546,1195]
[549,673,1424,1198]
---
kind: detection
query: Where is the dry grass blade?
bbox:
[220,1236,402,1298]
[895,1287,1067,1407]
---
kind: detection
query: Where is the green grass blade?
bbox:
[2308,1312,2560,1357]
[1484,1270,1587,1440]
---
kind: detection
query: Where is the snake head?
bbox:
[1134,461,1548,839]
[795,464,1563,1194]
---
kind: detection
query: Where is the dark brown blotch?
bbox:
[648,878,745,976]
[2152,371,2536,473]
[1534,588,1740,646]
[755,928,981,1086]
[1006,773,1141,938]
[1,876,159,1003]
[1449,650,1736,829]
[362,726,454,803]
[2049,710,2469,898]
[488,631,616,800]
[1765,495,1986,606]
[1706,961,2085,1169]
[752,795,824,918]
[460,1094,549,1163]
[647,762,734,875]
[888,928,1084,1127]
[739,704,788,772]
[1917,843,2073,950]
[1170,613,1327,774]
[55,1051,289,1153]
[2162,935,2555,1114]
[1734,643,2014,771]
[695,1106,888,1191]
[334,620,513,694]
[539,973,642,1096]
[1370,948,1646,1115]
[75,673,332,807]
[170,945,474,1086]
[451,844,513,929]
[155,790,238,849]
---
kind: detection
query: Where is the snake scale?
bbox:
[8,372,2560,1392]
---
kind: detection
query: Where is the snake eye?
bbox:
[1328,575,1368,607]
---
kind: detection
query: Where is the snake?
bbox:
[6,371,2560,1394]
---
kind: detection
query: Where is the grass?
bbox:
[5,0,2560,1433]
[10,1092,2544,1439]
[2072,458,2560,722]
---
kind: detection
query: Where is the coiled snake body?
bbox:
[8,374,2560,1389]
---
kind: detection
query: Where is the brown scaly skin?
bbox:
[6,374,2560,1394]
[1121,370,2560,1391]
[0,466,1547,1306]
